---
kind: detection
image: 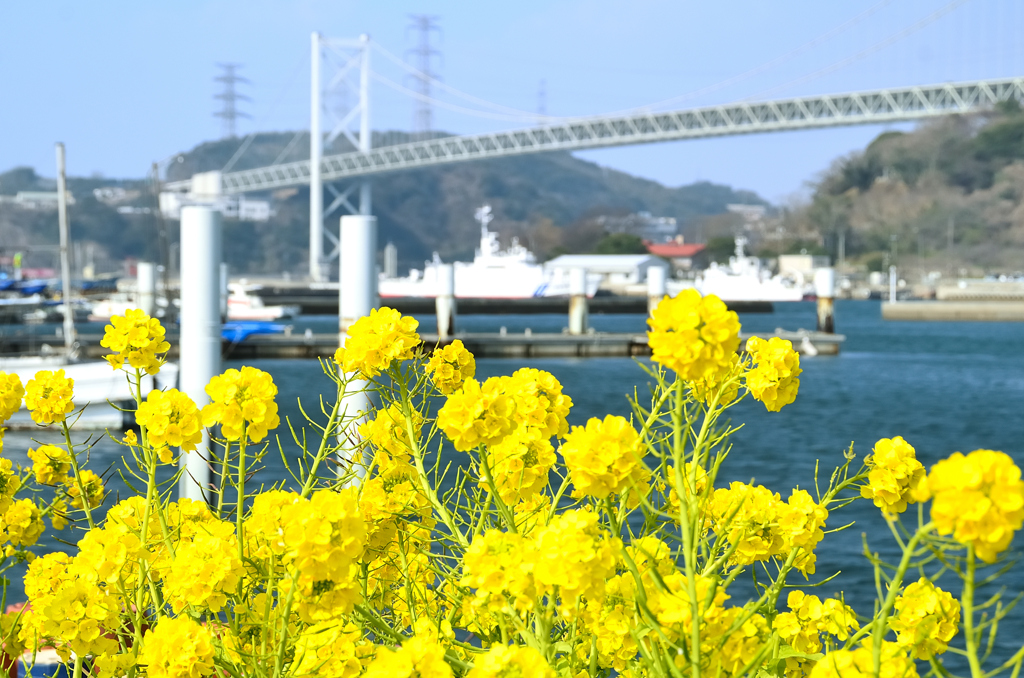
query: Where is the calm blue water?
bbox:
[4,301,1023,665]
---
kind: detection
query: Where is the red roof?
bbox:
[646,242,706,257]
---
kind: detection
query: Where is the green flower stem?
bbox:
[61,420,95,529]
[237,431,248,565]
[299,380,344,498]
[871,521,932,676]
[215,439,231,519]
[399,376,470,549]
[963,546,984,678]
[671,379,702,678]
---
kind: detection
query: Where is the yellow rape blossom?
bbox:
[461,529,537,620]
[920,449,1024,563]
[0,610,25,663]
[20,550,121,660]
[889,578,960,659]
[773,590,858,677]
[0,499,44,546]
[710,482,786,565]
[359,403,423,463]
[485,428,555,505]
[335,307,420,378]
[689,353,741,406]
[860,436,926,515]
[777,489,829,575]
[364,635,453,678]
[135,388,204,462]
[647,289,741,382]
[427,339,475,394]
[23,369,74,425]
[809,640,918,678]
[501,368,572,440]
[745,336,801,412]
[0,459,21,514]
[68,469,104,510]
[530,509,618,618]
[467,644,555,678]
[0,372,23,422]
[293,621,366,678]
[436,377,515,451]
[100,309,171,374]
[163,518,243,613]
[27,444,71,485]
[140,616,216,678]
[560,415,649,502]
[202,366,280,442]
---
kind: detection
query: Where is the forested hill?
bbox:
[1,131,766,275]
[165,131,765,272]
[787,100,1024,272]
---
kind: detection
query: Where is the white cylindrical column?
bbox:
[568,267,588,335]
[647,265,667,316]
[219,263,230,321]
[436,263,456,340]
[337,215,377,480]
[179,206,222,502]
[889,265,898,303]
[136,262,157,317]
[814,267,836,334]
[339,215,378,335]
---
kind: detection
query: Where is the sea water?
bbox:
[4,300,1022,665]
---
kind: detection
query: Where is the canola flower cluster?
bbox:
[99,308,171,375]
[0,304,1019,678]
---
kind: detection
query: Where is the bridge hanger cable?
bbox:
[371,40,565,121]
[744,0,974,101]
[371,71,557,122]
[601,0,897,116]
[221,50,309,173]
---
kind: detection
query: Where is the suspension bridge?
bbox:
[161,4,1024,282]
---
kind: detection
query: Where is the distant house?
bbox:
[544,254,669,291]
[645,239,708,274]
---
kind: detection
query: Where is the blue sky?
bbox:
[1,0,1021,203]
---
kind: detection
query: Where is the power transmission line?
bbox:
[406,15,441,136]
[214,63,252,139]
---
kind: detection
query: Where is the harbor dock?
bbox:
[2,329,843,361]
[882,301,1024,321]
[255,289,775,315]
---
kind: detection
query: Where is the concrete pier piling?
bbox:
[436,264,456,340]
[568,268,588,335]
[136,262,157,317]
[814,267,835,334]
[647,266,666,316]
[178,206,221,502]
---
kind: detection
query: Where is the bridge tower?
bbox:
[310,32,372,282]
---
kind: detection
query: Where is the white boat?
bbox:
[668,237,806,303]
[90,285,299,322]
[227,283,300,321]
[0,143,177,430]
[0,356,179,430]
[379,205,599,299]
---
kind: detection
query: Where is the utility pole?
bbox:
[214,63,251,138]
[406,15,441,137]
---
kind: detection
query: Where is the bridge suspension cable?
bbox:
[747,0,974,101]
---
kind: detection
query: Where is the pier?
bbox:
[882,301,1024,322]
[2,328,842,361]
[254,288,775,315]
